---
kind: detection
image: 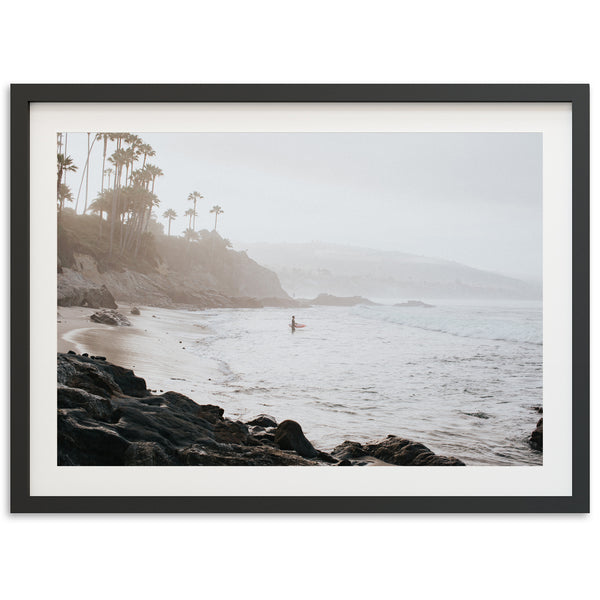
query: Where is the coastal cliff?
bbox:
[58,212,296,309]
[57,352,466,467]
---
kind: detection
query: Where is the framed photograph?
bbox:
[11,84,589,513]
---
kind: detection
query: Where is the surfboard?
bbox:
[289,323,306,328]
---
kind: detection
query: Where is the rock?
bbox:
[56,354,468,468]
[124,442,172,465]
[260,297,305,308]
[246,414,278,428]
[58,352,148,398]
[337,459,352,466]
[130,306,141,315]
[529,417,543,451]
[330,441,367,461]
[57,268,117,308]
[309,293,377,306]
[394,300,434,308]
[332,435,465,466]
[365,435,465,466]
[56,353,320,466]
[90,309,131,326]
[195,404,225,424]
[215,420,249,445]
[274,420,318,458]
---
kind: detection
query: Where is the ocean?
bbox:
[182,300,543,465]
[65,299,543,466]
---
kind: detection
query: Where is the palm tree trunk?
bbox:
[84,132,90,213]
[63,134,68,187]
[101,136,107,193]
[109,137,122,258]
[109,165,120,257]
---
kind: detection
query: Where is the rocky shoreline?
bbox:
[58,352,467,466]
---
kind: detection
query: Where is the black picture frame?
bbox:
[11,84,590,513]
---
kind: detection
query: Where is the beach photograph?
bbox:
[57,131,543,467]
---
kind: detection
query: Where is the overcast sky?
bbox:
[63,132,542,281]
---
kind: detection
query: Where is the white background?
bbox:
[0,2,596,599]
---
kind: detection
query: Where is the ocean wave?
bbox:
[353,304,542,345]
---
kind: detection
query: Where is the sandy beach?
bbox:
[58,304,221,402]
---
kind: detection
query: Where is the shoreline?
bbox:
[58,303,221,403]
[57,302,543,465]
[57,351,467,467]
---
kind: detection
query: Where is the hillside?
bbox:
[58,212,293,308]
[242,241,542,300]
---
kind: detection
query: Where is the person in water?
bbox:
[291,315,296,331]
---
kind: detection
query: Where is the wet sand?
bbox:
[57,304,221,403]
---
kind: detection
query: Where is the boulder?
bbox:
[57,269,117,308]
[332,435,465,466]
[247,414,278,428]
[130,306,141,315]
[274,420,318,458]
[90,309,131,326]
[330,441,367,461]
[56,353,320,466]
[58,352,148,397]
[364,435,465,466]
[529,417,543,451]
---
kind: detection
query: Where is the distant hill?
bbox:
[240,241,541,300]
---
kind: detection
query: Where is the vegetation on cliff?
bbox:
[57,131,291,304]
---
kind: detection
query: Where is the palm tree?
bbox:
[145,164,163,193]
[96,133,116,193]
[122,146,139,186]
[57,183,73,216]
[107,147,129,256]
[57,153,78,196]
[210,205,224,231]
[182,228,200,243]
[188,191,203,231]
[138,143,156,168]
[184,207,196,230]
[89,189,113,237]
[104,167,113,189]
[163,209,177,236]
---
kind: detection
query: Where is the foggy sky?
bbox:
[63,132,542,281]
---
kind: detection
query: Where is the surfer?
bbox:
[291,315,296,332]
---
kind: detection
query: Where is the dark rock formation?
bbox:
[130,306,141,315]
[274,420,319,458]
[57,353,321,466]
[57,354,467,467]
[529,417,543,451]
[308,293,377,306]
[247,414,278,428]
[332,435,466,466]
[90,309,131,326]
